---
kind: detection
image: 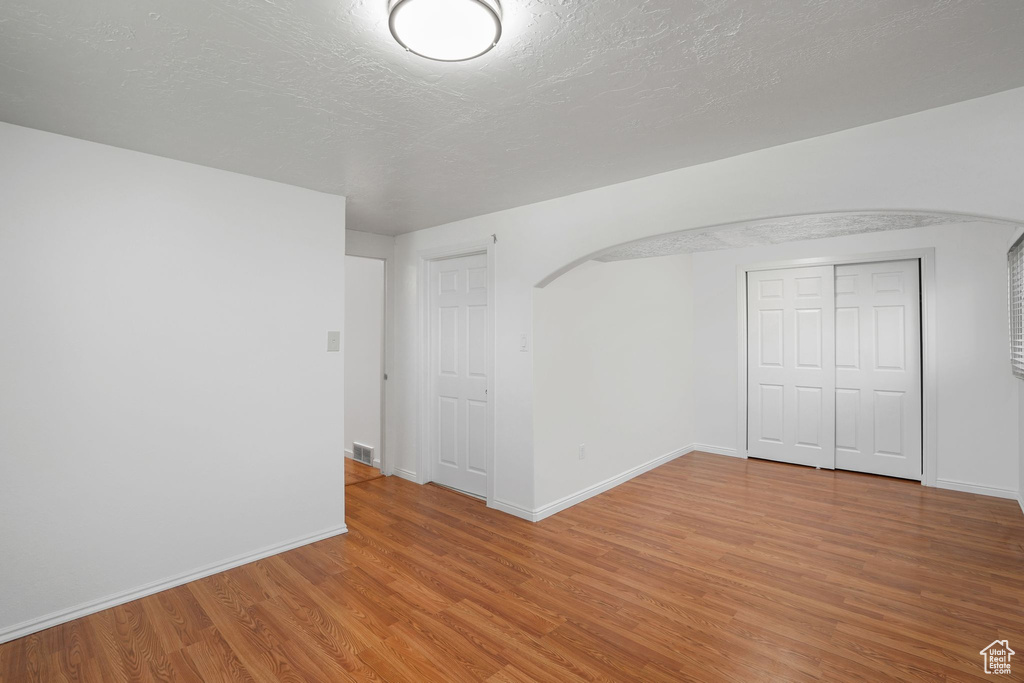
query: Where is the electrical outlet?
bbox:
[578,444,586,460]
[327,331,341,352]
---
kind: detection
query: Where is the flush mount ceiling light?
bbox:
[389,0,502,62]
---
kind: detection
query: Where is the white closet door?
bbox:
[429,253,490,497]
[747,266,836,469]
[834,260,922,480]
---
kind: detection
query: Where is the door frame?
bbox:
[736,248,938,486]
[417,238,497,505]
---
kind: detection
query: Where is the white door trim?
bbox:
[417,239,497,506]
[736,248,938,487]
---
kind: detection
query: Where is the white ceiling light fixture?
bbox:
[389,0,502,62]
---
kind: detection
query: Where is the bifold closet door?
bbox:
[834,260,922,480]
[747,266,836,469]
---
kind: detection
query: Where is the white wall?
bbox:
[347,230,396,260]
[392,87,1024,518]
[533,255,694,514]
[692,222,1020,496]
[0,123,348,642]
[345,256,384,462]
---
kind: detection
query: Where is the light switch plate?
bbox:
[327,331,341,352]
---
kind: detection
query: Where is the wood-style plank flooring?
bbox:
[3,452,1023,681]
[345,458,384,487]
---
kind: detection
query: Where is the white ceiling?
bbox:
[2,1,1024,235]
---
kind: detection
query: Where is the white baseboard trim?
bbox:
[344,449,354,460]
[529,445,695,523]
[489,498,538,522]
[934,478,1019,500]
[0,524,349,645]
[1018,493,1024,517]
[693,444,743,458]
[393,467,419,484]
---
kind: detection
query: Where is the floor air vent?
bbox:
[353,442,374,466]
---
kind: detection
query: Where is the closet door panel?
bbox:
[747,266,835,469]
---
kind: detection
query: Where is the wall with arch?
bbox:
[390,86,1024,518]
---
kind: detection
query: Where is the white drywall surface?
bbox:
[0,122,348,641]
[533,255,694,510]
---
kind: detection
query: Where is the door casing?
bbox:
[736,248,937,486]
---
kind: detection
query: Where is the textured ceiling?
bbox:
[2,1,1024,235]
[594,212,1013,261]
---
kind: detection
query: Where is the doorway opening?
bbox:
[345,255,386,487]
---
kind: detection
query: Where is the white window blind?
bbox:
[1010,233,1024,379]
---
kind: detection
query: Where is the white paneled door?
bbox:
[747,266,836,469]
[429,253,490,498]
[834,260,922,480]
[746,260,922,480]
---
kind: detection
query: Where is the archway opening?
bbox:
[532,212,1022,514]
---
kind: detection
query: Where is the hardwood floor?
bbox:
[3,452,1023,681]
[345,458,384,486]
